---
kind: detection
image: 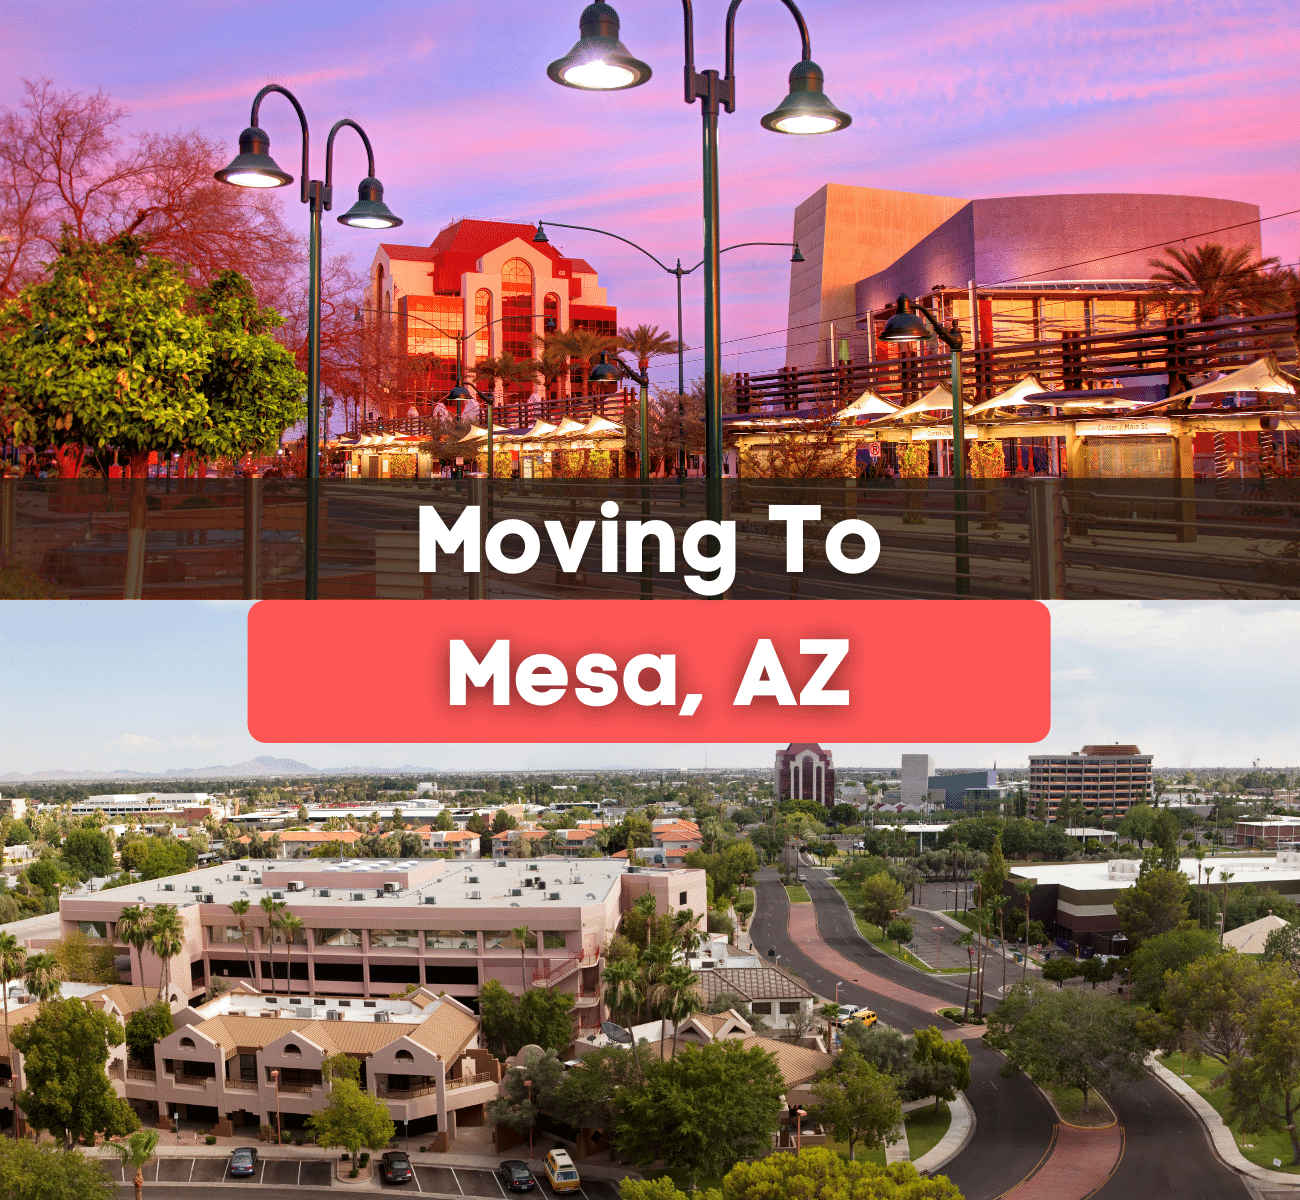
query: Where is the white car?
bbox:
[836,1004,860,1021]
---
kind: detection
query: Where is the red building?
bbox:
[368,219,618,412]
[774,743,835,808]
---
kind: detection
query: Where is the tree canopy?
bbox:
[1113,866,1191,948]
[0,1135,117,1200]
[306,1078,395,1158]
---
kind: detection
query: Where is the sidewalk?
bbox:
[1150,1058,1300,1192]
[911,1094,975,1177]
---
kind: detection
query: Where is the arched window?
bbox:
[501,259,535,389]
[179,1036,195,1049]
[395,1049,414,1062]
[284,1043,302,1056]
[475,289,493,364]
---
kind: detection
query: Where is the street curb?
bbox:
[1149,1058,1300,1190]
[912,1092,974,1177]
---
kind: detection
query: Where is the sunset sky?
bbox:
[7,0,1298,385]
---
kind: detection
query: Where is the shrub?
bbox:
[281,1131,292,1144]
[360,1152,371,1166]
[350,1168,359,1178]
[205,1135,217,1145]
[258,1125,273,1143]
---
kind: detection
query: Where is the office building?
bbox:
[900,754,935,807]
[774,744,835,807]
[1028,745,1153,821]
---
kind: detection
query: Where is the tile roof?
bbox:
[0,1002,40,1057]
[738,1035,832,1087]
[379,244,437,262]
[92,985,155,1017]
[693,967,814,1004]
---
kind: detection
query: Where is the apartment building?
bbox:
[59,858,707,1032]
[1028,745,1154,821]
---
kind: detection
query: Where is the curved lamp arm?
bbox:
[724,0,812,86]
[324,119,377,212]
[615,357,651,389]
[913,301,963,351]
[685,241,801,273]
[249,84,310,204]
[537,219,676,275]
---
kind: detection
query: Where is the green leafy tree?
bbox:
[719,1145,960,1200]
[12,997,140,1146]
[552,1046,642,1159]
[1041,957,1082,989]
[615,1041,784,1187]
[1127,926,1220,1008]
[1264,924,1300,978]
[124,1001,174,1069]
[858,872,907,939]
[50,930,118,986]
[137,841,196,881]
[0,933,27,1135]
[0,1136,118,1200]
[487,1047,566,1139]
[909,1026,971,1113]
[1147,952,1284,1071]
[61,828,115,879]
[1113,866,1191,948]
[886,916,914,952]
[518,986,576,1052]
[809,1046,902,1160]
[1120,803,1156,849]
[988,979,1148,1113]
[306,1077,395,1159]
[322,1051,361,1085]
[1079,956,1117,990]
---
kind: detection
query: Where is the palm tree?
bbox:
[1148,242,1281,321]
[259,896,286,995]
[654,964,702,1059]
[1015,879,1036,980]
[0,933,27,1137]
[618,323,681,376]
[115,905,152,989]
[671,909,702,956]
[473,351,539,402]
[819,1001,841,1050]
[107,1127,160,1200]
[639,944,676,1052]
[600,958,644,1085]
[546,327,619,396]
[228,899,255,985]
[149,905,185,1004]
[511,926,533,991]
[279,912,304,998]
[23,952,61,1003]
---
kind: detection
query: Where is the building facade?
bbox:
[59,858,706,1032]
[900,755,935,808]
[774,744,835,807]
[368,219,618,414]
[1028,745,1154,821]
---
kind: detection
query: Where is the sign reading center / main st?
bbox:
[247,600,1050,743]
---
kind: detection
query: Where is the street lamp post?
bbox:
[879,294,969,596]
[535,220,801,483]
[216,85,402,600]
[547,1,850,522]
[270,1068,282,1146]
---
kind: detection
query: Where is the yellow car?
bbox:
[543,1150,581,1193]
[846,1008,878,1029]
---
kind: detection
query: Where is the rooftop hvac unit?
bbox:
[231,874,243,881]
[383,882,397,894]
[252,877,262,885]
[190,885,202,893]
[510,889,522,897]
[288,881,304,892]
[271,891,284,900]
[374,1012,390,1023]
[319,889,330,897]
[352,892,366,901]
[467,876,479,884]
[203,894,214,904]
[495,861,507,868]
[295,1007,313,1018]
[326,1009,341,1021]
[467,890,481,900]
[423,896,437,905]
[163,884,175,891]
[548,892,561,901]
[523,879,534,888]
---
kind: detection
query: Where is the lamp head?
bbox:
[879,295,930,342]
[760,61,852,135]
[337,177,403,230]
[588,351,622,385]
[545,316,558,332]
[447,384,476,404]
[214,126,292,189]
[791,244,805,264]
[548,3,652,91]
[533,223,550,244]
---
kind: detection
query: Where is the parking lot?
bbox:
[104,1157,623,1199]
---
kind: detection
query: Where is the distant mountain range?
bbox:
[0,755,437,784]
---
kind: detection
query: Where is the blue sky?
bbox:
[6,0,1298,383]
[2,601,1295,775]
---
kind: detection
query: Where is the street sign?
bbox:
[867,442,882,459]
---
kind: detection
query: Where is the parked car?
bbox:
[543,1149,581,1193]
[380,1152,413,1184]
[498,1160,537,1192]
[797,873,806,882]
[835,1004,860,1022]
[846,1008,878,1029]
[228,1148,258,1178]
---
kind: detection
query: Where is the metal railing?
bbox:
[377,1081,438,1099]
[126,1067,157,1081]
[224,1078,258,1090]
[446,1071,492,1091]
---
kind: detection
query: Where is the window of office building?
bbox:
[475,290,492,364]
[79,921,108,939]
[208,925,251,945]
[542,931,566,949]
[314,928,363,948]
[501,259,535,395]
[370,929,421,950]
[426,930,476,950]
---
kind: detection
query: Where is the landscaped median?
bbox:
[784,883,812,903]
[830,881,964,974]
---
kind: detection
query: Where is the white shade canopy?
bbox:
[835,389,899,420]
[457,424,488,443]
[576,415,624,437]
[872,383,972,424]
[966,375,1051,416]
[1160,355,1298,406]
[521,419,558,439]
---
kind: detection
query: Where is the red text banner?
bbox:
[247,600,1050,743]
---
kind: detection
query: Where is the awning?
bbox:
[457,425,487,443]
[576,415,624,437]
[871,383,972,424]
[835,389,899,420]
[521,420,558,439]
[966,375,1051,416]
[1141,355,1299,410]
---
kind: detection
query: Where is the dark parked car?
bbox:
[380,1151,413,1184]
[498,1160,536,1192]
[228,1148,258,1177]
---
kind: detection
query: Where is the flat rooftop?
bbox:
[194,988,438,1025]
[1012,854,1300,891]
[89,857,639,910]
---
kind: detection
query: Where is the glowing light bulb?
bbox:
[563,60,635,89]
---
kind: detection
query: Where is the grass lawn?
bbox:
[1040,1083,1114,1127]
[833,883,965,974]
[905,1101,951,1160]
[785,884,811,903]
[1162,1051,1300,1174]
